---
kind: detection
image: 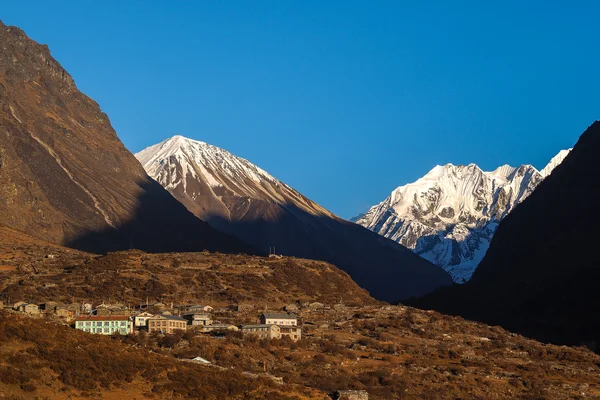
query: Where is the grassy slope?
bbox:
[0,226,376,307]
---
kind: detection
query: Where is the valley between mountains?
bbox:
[135,136,451,301]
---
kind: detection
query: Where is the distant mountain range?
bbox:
[0,22,253,255]
[354,150,570,282]
[414,121,600,348]
[136,136,452,301]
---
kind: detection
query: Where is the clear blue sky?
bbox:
[3,2,598,218]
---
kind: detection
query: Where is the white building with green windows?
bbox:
[74,315,133,335]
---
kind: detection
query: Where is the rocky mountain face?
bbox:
[355,150,570,282]
[414,121,600,347]
[0,22,253,254]
[136,136,452,301]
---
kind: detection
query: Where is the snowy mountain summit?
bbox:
[355,149,571,283]
[135,135,333,220]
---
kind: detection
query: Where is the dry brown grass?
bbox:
[0,312,321,399]
[0,231,376,307]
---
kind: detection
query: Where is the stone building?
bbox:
[182,313,212,327]
[241,324,281,340]
[134,311,155,328]
[186,304,213,313]
[260,312,297,326]
[260,312,301,341]
[148,315,187,334]
[16,303,40,315]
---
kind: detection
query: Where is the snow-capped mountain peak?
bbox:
[355,149,571,283]
[135,135,333,220]
[136,135,279,191]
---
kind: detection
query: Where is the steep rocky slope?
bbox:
[356,150,570,282]
[136,136,452,301]
[415,121,600,347]
[0,22,251,254]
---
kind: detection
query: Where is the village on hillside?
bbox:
[5,299,332,340]
[5,298,376,399]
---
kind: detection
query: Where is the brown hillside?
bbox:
[0,227,376,307]
[0,22,252,255]
[0,312,319,399]
[1,230,599,399]
[2,305,600,399]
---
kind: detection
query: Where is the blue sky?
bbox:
[3,2,598,218]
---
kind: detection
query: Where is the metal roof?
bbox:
[261,312,297,319]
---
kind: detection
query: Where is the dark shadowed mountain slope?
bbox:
[0,22,253,254]
[414,121,600,347]
[136,136,452,301]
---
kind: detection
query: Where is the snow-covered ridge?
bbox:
[135,135,333,218]
[355,149,572,283]
[540,149,572,178]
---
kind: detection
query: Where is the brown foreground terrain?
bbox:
[1,305,600,400]
[0,312,319,400]
[1,226,600,399]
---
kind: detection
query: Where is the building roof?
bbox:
[75,315,131,321]
[241,324,279,329]
[261,312,297,319]
[150,315,186,321]
[134,311,155,317]
[205,324,237,329]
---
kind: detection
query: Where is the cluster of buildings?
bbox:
[73,306,301,340]
[10,300,85,318]
[9,300,311,341]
